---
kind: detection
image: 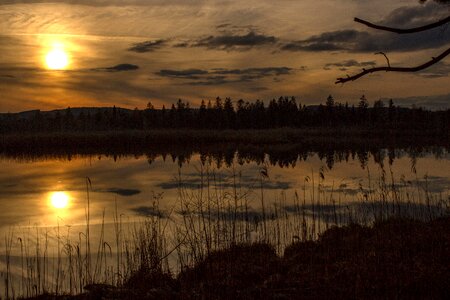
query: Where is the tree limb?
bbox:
[336,47,450,84]
[354,16,450,34]
[375,52,391,68]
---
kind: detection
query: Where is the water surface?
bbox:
[1,148,449,230]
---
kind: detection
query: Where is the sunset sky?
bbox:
[0,0,449,112]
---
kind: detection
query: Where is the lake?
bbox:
[1,146,449,227]
[0,145,449,297]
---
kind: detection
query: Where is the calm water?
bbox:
[1,148,449,230]
[0,147,449,296]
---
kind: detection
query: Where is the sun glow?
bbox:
[50,191,70,209]
[45,44,69,70]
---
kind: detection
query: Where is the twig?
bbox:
[375,52,391,68]
[336,47,450,84]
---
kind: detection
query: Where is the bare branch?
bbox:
[354,16,450,34]
[336,47,450,84]
[375,52,391,68]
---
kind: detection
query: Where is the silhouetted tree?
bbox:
[223,97,236,129]
[1,96,448,134]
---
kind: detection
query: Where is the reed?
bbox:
[0,165,448,299]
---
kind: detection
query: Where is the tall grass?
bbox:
[0,165,448,299]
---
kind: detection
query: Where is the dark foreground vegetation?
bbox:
[24,216,449,300]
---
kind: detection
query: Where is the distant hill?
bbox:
[0,107,134,120]
[0,105,334,119]
[0,104,429,120]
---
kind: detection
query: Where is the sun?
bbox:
[45,47,69,70]
[50,191,70,209]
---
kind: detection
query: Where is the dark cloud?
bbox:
[324,60,377,71]
[214,67,291,76]
[91,64,139,72]
[284,201,448,224]
[193,31,277,50]
[416,62,450,78]
[156,67,293,86]
[282,27,449,52]
[173,42,189,48]
[414,175,450,193]
[131,206,166,218]
[156,176,292,190]
[382,1,449,28]
[281,3,450,53]
[185,76,228,86]
[156,69,209,79]
[181,196,447,224]
[102,188,141,196]
[128,39,166,53]
[282,30,370,52]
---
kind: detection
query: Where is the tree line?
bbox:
[1,96,449,133]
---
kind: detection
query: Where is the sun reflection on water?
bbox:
[49,191,70,209]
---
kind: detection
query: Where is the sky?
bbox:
[0,0,449,112]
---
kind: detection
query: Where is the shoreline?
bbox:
[2,128,449,151]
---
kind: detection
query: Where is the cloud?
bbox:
[173,42,190,48]
[0,63,139,73]
[0,0,199,6]
[284,201,448,224]
[128,39,166,53]
[91,64,139,72]
[156,67,293,86]
[281,3,450,53]
[131,206,166,218]
[154,170,293,191]
[157,177,292,190]
[282,30,370,52]
[192,31,278,51]
[282,28,449,52]
[382,1,449,28]
[413,175,450,193]
[216,23,232,29]
[416,62,450,78]
[99,188,141,196]
[185,76,229,86]
[156,69,209,79]
[324,59,377,71]
[214,67,291,76]
[0,65,42,72]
